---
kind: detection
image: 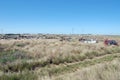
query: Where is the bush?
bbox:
[0,72,37,80]
[16,42,29,47]
[0,50,32,64]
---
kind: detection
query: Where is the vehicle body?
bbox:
[104,39,118,46]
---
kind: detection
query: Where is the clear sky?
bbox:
[0,0,120,34]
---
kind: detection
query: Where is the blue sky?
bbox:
[0,0,120,34]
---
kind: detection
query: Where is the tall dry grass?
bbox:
[54,58,120,80]
[0,37,120,80]
[0,39,119,58]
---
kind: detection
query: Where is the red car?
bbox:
[104,39,118,46]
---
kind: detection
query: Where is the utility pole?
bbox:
[72,28,74,34]
[0,28,3,34]
[81,27,84,34]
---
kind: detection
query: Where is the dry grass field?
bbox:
[0,35,120,80]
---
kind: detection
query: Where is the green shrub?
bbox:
[0,50,32,64]
[0,72,37,80]
[16,42,29,47]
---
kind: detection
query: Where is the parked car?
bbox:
[104,39,118,46]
